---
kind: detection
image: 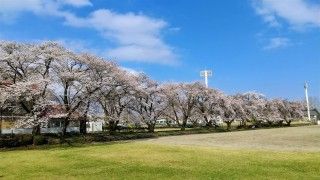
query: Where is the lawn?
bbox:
[1,126,320,179]
[148,125,320,151]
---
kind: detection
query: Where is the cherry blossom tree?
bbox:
[238,92,267,127]
[49,51,104,136]
[77,54,122,134]
[0,40,308,136]
[162,82,201,131]
[262,100,281,126]
[95,63,135,133]
[0,41,62,134]
[131,74,167,132]
[287,101,304,125]
[273,99,304,126]
[195,86,225,127]
[0,83,11,134]
[219,95,237,130]
[0,41,36,83]
[161,83,182,127]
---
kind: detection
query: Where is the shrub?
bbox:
[0,134,33,148]
[32,135,47,145]
[47,137,61,145]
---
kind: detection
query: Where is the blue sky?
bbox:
[0,0,319,100]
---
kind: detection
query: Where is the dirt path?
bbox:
[144,126,320,152]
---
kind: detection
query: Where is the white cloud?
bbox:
[54,38,99,54]
[0,0,90,21]
[0,0,90,15]
[0,0,44,12]
[253,0,320,29]
[0,0,178,65]
[0,0,44,21]
[107,45,176,64]
[121,67,142,76]
[0,0,92,13]
[263,37,290,50]
[60,0,92,7]
[63,9,178,64]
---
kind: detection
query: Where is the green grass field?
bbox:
[1,126,320,179]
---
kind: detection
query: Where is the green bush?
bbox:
[47,137,61,145]
[32,135,47,145]
[0,134,33,148]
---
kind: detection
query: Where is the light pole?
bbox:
[200,70,212,88]
[304,82,311,121]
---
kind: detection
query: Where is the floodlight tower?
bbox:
[200,70,212,88]
[304,82,311,121]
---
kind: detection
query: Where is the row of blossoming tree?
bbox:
[0,41,305,135]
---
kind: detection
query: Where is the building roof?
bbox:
[46,104,81,120]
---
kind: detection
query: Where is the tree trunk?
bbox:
[165,120,171,127]
[204,116,212,127]
[181,121,187,131]
[32,124,41,135]
[192,121,198,127]
[225,121,232,131]
[147,123,155,133]
[80,102,90,134]
[239,120,247,128]
[62,118,70,137]
[181,125,185,131]
[109,120,119,134]
[0,109,2,135]
[278,120,283,127]
[79,118,87,134]
[32,124,41,146]
[254,118,262,128]
[206,120,214,128]
[286,120,291,126]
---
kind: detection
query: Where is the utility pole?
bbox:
[304,82,311,121]
[200,70,212,88]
